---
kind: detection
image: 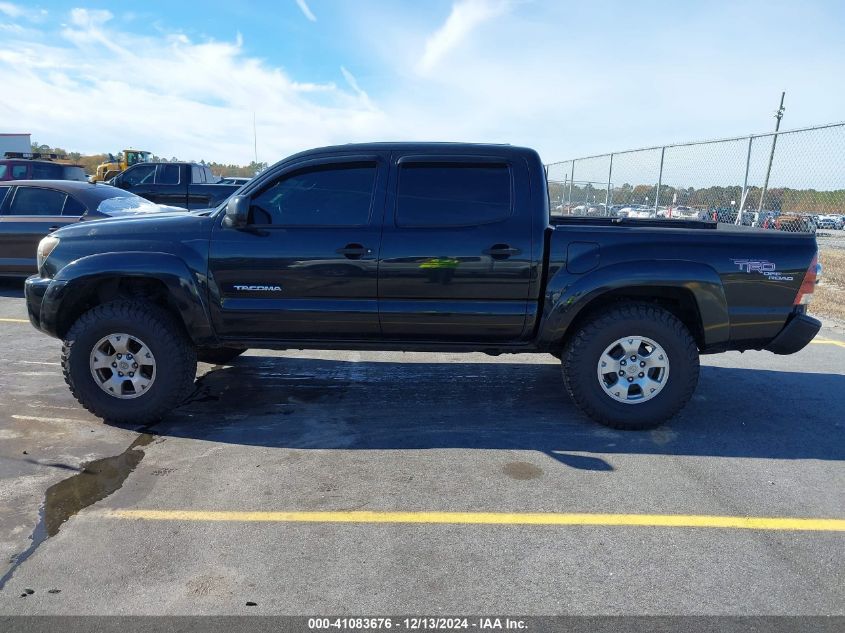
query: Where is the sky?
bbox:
[1,0,844,166]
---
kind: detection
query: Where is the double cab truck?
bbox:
[109,161,240,210]
[25,143,821,430]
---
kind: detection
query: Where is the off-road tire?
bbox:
[61,300,197,424]
[561,303,699,430]
[196,346,246,365]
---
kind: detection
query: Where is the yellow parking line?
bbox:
[811,338,845,348]
[102,509,845,532]
[0,317,29,324]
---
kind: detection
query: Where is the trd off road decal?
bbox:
[732,259,794,281]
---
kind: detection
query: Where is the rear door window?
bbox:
[11,164,28,179]
[0,185,10,207]
[63,166,88,182]
[31,162,64,179]
[396,163,512,227]
[62,195,86,216]
[9,187,67,215]
[157,164,180,185]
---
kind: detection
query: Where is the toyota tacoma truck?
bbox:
[25,143,821,430]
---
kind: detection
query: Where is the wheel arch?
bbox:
[539,260,730,353]
[45,252,215,344]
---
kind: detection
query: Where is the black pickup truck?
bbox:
[25,143,821,430]
[109,161,240,210]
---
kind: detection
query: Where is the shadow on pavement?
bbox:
[108,355,845,468]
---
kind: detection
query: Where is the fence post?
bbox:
[654,146,665,213]
[606,153,614,216]
[568,161,574,209]
[736,135,753,224]
[758,91,786,214]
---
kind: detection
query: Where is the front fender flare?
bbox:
[537,260,730,350]
[42,251,214,344]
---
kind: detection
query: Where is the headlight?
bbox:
[37,236,60,273]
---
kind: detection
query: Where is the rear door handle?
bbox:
[335,243,371,259]
[483,244,521,260]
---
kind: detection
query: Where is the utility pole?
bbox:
[757,91,785,214]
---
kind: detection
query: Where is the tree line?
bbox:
[548,180,845,213]
[29,142,269,178]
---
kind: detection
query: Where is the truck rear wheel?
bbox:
[61,300,197,425]
[561,303,699,430]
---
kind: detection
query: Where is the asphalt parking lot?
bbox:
[0,278,843,615]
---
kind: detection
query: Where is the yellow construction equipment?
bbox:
[93,149,152,182]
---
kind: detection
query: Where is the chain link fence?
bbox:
[546,121,845,233]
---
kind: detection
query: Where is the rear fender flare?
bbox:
[538,260,730,349]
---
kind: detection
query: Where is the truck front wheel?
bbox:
[61,300,197,424]
[561,303,699,430]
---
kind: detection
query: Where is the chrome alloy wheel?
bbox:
[89,333,156,399]
[596,336,670,404]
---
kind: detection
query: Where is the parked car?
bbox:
[817,214,844,230]
[109,162,241,210]
[0,180,181,276]
[26,142,820,431]
[0,156,87,182]
[775,213,816,233]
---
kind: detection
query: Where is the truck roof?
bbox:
[282,142,539,161]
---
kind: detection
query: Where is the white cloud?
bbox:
[340,66,369,102]
[0,2,22,18]
[0,1,47,21]
[294,0,317,22]
[417,0,511,74]
[0,14,382,163]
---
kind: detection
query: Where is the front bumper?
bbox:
[25,275,68,338]
[764,313,822,355]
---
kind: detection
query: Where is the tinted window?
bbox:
[63,195,86,216]
[122,164,156,186]
[31,162,63,179]
[157,164,180,185]
[397,163,511,227]
[0,186,9,205]
[191,165,204,183]
[9,188,67,215]
[11,164,28,179]
[62,166,88,182]
[250,163,375,226]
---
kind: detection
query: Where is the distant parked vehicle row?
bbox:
[816,214,845,230]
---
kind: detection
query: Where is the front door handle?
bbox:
[483,244,521,260]
[335,243,370,259]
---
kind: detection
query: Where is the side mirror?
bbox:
[223,195,250,228]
